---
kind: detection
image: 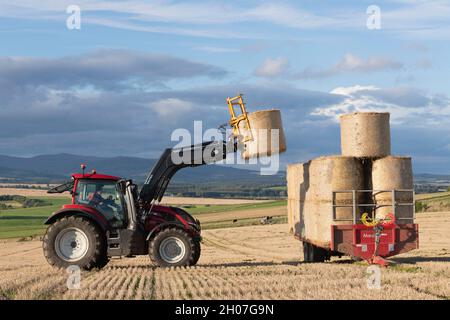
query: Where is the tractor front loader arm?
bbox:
[139,140,237,204]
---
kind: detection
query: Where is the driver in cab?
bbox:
[89,185,106,207]
[88,185,122,226]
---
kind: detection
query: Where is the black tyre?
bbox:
[43,216,109,270]
[191,240,201,266]
[149,228,199,267]
[302,242,328,263]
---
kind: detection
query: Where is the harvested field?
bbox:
[196,205,286,223]
[0,188,69,198]
[416,192,450,201]
[0,211,448,300]
[0,183,52,188]
[0,194,282,239]
[160,197,272,205]
[0,187,271,205]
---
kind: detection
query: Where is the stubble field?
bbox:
[0,186,273,204]
[0,211,448,300]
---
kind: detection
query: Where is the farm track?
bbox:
[0,212,449,300]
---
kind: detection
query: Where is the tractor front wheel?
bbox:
[192,240,201,265]
[43,216,109,270]
[149,228,199,267]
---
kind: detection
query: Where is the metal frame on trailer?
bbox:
[330,189,418,263]
[331,189,415,223]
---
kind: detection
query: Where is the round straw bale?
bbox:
[239,109,286,159]
[307,156,365,222]
[372,156,414,223]
[287,162,310,233]
[340,112,391,158]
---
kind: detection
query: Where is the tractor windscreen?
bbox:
[75,179,127,228]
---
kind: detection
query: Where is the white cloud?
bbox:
[253,54,403,80]
[312,85,450,127]
[245,3,341,29]
[415,58,432,69]
[149,98,194,119]
[194,46,240,53]
[295,54,403,79]
[2,1,450,39]
[335,54,403,72]
[254,57,290,77]
[0,49,226,90]
[330,85,379,96]
[0,1,340,28]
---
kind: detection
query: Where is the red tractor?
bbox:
[43,140,233,269]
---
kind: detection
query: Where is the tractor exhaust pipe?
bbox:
[124,180,138,231]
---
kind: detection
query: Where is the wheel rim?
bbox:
[159,236,186,264]
[55,227,89,262]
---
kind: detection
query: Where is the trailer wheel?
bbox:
[303,242,328,263]
[149,228,198,267]
[43,216,108,270]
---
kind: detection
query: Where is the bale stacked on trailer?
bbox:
[286,162,309,234]
[287,111,414,253]
[372,156,414,223]
[302,156,365,247]
[340,112,391,158]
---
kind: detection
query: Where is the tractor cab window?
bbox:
[75,179,126,228]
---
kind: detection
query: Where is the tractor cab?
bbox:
[72,176,127,228]
[49,171,129,229]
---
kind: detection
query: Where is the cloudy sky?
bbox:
[0,0,449,173]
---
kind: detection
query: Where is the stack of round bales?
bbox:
[339,112,414,224]
[238,109,286,159]
[287,111,415,247]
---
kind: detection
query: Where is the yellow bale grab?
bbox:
[226,94,253,142]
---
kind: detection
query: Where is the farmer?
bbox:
[88,184,122,226]
[89,185,106,206]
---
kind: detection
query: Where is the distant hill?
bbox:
[0,154,285,184]
[414,173,450,180]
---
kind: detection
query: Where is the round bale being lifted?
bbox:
[238,109,287,159]
[340,112,391,158]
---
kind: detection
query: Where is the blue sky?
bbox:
[0,0,449,174]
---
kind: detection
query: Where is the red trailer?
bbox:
[293,189,419,266]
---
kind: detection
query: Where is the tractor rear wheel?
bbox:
[303,242,328,263]
[43,216,108,270]
[149,228,199,267]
